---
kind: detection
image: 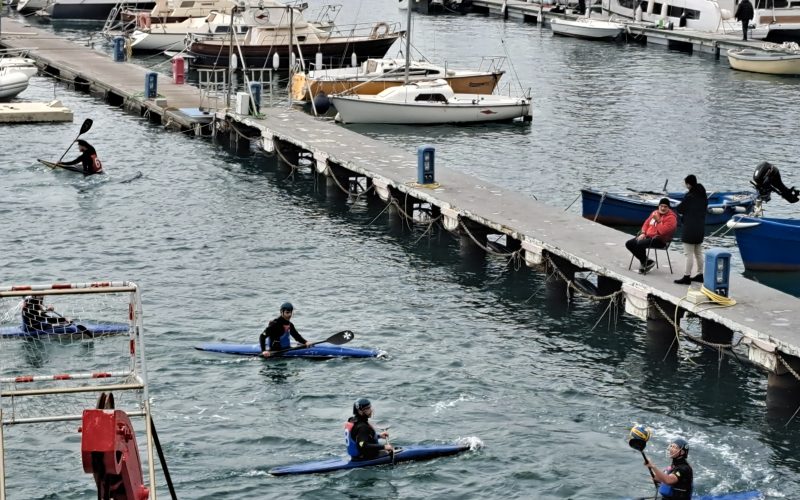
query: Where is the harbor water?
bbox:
[1,1,799,498]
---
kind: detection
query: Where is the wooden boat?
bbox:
[727,215,800,270]
[727,45,800,75]
[330,79,532,125]
[291,57,505,102]
[550,18,624,40]
[186,4,403,69]
[581,188,757,226]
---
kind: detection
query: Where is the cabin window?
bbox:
[215,26,230,33]
[415,93,448,103]
[666,6,700,18]
[618,0,636,9]
[652,3,662,13]
[297,36,307,42]
[180,1,194,7]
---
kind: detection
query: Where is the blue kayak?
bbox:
[625,490,762,500]
[194,342,387,359]
[0,322,129,339]
[269,443,470,476]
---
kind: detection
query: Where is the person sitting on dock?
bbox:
[625,198,678,274]
[345,398,393,461]
[21,295,71,331]
[673,175,708,285]
[644,438,693,499]
[734,0,754,41]
[259,302,311,357]
[59,139,103,176]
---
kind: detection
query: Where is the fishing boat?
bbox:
[0,69,30,101]
[194,341,388,359]
[185,3,402,69]
[727,44,800,75]
[581,188,757,226]
[330,79,532,125]
[290,57,505,102]
[726,215,800,270]
[550,17,624,40]
[269,442,470,475]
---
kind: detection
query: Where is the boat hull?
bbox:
[130,31,186,52]
[550,19,623,40]
[0,71,30,100]
[194,342,386,359]
[727,48,800,75]
[269,443,470,475]
[581,188,756,226]
[331,96,531,124]
[730,216,800,271]
[44,0,155,20]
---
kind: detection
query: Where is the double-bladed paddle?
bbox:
[51,118,93,167]
[265,330,354,357]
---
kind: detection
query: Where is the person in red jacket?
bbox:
[626,198,678,273]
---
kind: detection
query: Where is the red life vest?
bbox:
[90,154,103,174]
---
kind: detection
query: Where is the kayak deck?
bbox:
[194,342,387,359]
[269,443,470,476]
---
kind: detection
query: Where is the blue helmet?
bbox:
[280,302,294,312]
[672,438,689,456]
[353,398,371,415]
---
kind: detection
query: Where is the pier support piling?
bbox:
[700,318,734,346]
[767,354,800,414]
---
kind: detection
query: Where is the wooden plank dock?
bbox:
[3,13,799,408]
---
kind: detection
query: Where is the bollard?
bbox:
[171,57,185,85]
[113,37,126,62]
[144,72,158,99]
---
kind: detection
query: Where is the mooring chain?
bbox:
[543,255,624,302]
[777,353,800,383]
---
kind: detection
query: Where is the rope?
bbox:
[592,192,607,222]
[700,286,737,307]
[543,255,625,302]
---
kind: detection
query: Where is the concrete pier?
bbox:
[0,101,73,123]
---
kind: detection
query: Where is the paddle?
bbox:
[264,330,354,357]
[628,425,659,498]
[50,310,91,336]
[53,118,93,167]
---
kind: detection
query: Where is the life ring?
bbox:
[370,22,390,39]
[137,12,151,29]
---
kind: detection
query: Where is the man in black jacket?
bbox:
[259,302,310,357]
[60,140,104,176]
[674,175,708,285]
[735,0,755,41]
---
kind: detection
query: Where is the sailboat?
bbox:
[329,6,531,125]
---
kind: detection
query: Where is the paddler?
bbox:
[345,398,394,461]
[644,438,694,499]
[59,139,103,176]
[259,302,311,357]
[21,295,71,331]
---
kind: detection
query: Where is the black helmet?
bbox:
[280,302,294,312]
[671,438,689,457]
[352,398,371,415]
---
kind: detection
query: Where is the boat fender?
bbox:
[734,206,748,213]
[708,207,725,215]
[370,22,390,39]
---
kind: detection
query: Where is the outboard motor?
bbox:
[751,161,800,203]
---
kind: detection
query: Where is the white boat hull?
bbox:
[727,48,800,75]
[0,57,38,78]
[331,95,531,124]
[0,71,31,100]
[130,31,186,51]
[550,18,623,40]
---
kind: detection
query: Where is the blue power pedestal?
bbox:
[417,145,435,185]
[113,37,126,62]
[703,248,732,297]
[144,72,158,99]
[249,82,262,114]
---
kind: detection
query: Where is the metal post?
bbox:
[404,2,411,84]
[288,6,294,106]
[0,410,6,500]
[226,8,234,110]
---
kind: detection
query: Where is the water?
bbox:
[1,2,799,498]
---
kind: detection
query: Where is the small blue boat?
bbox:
[728,215,800,271]
[581,188,757,226]
[194,342,387,359]
[0,322,129,339]
[269,443,470,476]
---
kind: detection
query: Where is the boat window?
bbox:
[367,60,378,72]
[652,3,662,14]
[618,0,636,9]
[297,36,307,42]
[180,1,194,7]
[666,6,700,19]
[415,93,448,103]
[215,26,230,33]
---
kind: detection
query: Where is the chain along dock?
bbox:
[3,16,800,412]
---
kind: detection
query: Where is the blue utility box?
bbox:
[417,145,435,185]
[113,37,126,62]
[144,72,158,99]
[249,82,262,114]
[704,248,732,297]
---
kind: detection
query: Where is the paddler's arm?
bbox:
[645,459,676,485]
[259,329,270,357]
[289,323,311,348]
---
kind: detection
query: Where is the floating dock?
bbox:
[2,15,799,411]
[0,100,73,123]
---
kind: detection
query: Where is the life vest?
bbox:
[90,154,103,174]
[279,324,291,349]
[658,466,692,499]
[344,421,359,457]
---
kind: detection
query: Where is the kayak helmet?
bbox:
[280,302,294,312]
[353,398,371,415]
[670,438,689,458]
[25,295,43,304]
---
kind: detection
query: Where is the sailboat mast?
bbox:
[404,4,411,84]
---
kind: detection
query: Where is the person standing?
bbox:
[344,398,393,461]
[59,139,104,176]
[674,175,708,285]
[625,198,678,274]
[259,302,311,357]
[735,0,755,41]
[644,438,693,499]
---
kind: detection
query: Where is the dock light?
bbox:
[704,248,732,297]
[417,145,435,185]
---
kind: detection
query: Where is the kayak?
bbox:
[0,322,129,338]
[38,158,86,174]
[269,443,470,476]
[194,342,387,359]
[625,490,762,500]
